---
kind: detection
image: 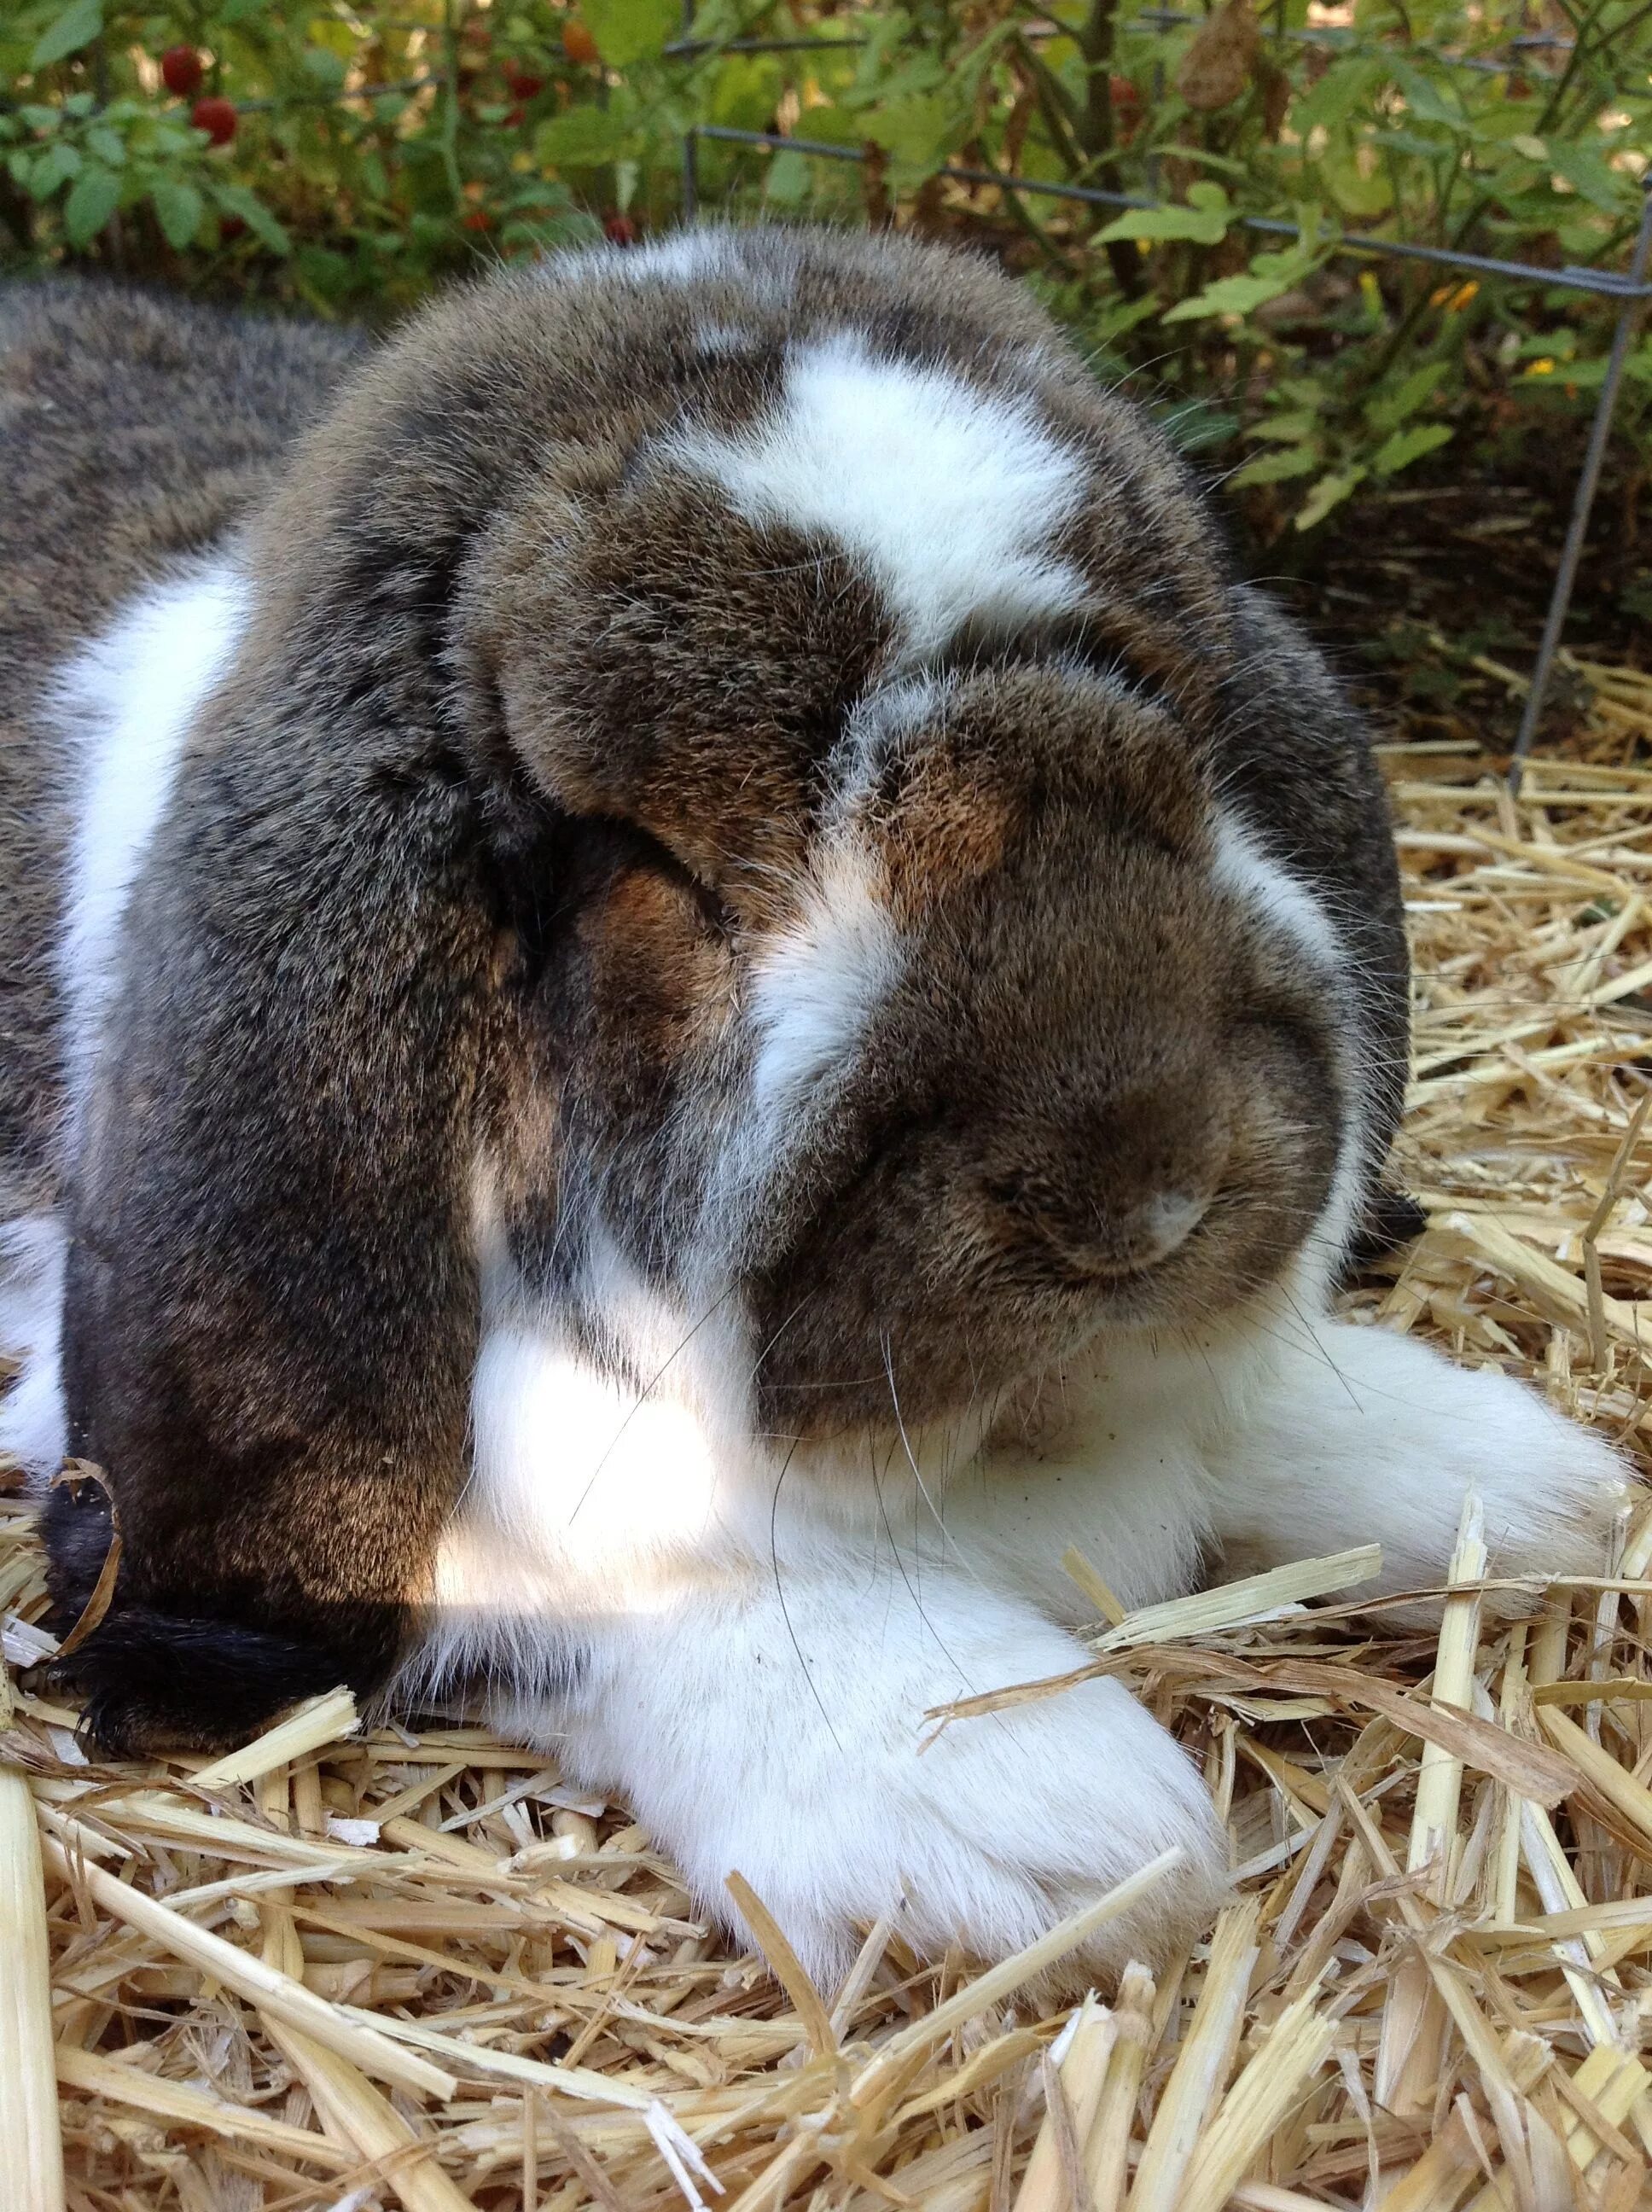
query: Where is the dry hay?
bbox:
[4,650,1652,2212]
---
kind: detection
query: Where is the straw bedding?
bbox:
[3,654,1652,2212]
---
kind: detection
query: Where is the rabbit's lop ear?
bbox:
[18,327,526,1752]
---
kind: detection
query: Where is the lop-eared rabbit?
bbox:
[0,230,1627,1979]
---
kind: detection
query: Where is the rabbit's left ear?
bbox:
[40,558,511,1756]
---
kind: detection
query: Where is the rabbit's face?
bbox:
[474,456,1345,1443]
[733,670,1344,1437]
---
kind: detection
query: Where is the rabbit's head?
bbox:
[258,232,1382,1451]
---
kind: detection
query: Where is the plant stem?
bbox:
[1071,0,1144,294]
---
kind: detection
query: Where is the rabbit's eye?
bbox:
[924,610,1168,707]
[590,814,735,940]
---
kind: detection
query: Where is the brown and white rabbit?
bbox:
[0,229,1628,1981]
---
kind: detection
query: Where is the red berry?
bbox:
[503,63,545,101]
[191,95,237,146]
[218,213,247,241]
[1109,74,1142,141]
[160,44,204,98]
[561,19,599,65]
[603,212,637,246]
[462,206,492,231]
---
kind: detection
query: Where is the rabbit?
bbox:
[0,228,1629,1984]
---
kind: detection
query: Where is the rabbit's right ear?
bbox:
[38,538,517,1754]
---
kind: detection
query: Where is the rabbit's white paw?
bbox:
[1211,1318,1633,1620]
[690,1671,1226,1984]
[1420,1362,1630,1614]
[505,1570,1228,1988]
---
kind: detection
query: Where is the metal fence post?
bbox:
[1512,172,1652,771]
[680,0,699,221]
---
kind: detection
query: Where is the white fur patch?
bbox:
[459,1325,725,1585]
[56,561,250,1159]
[1212,816,1338,975]
[608,229,746,285]
[561,225,796,306]
[492,1553,1229,1983]
[0,561,247,1479]
[747,839,904,1126]
[425,1253,1230,1980]
[666,332,1088,661]
[0,1215,68,1476]
[408,1214,761,1702]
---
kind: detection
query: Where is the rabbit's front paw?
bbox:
[532,1607,1230,1988]
[1454,1379,1632,1613]
[1232,1323,1634,1623]
[724,1672,1230,1985]
[1357,1353,1632,1616]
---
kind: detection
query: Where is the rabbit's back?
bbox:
[0,283,365,1216]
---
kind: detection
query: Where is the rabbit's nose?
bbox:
[1031,1188,1213,1280]
[983,1079,1230,1282]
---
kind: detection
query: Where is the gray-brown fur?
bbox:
[0,282,366,1217]
[0,229,1410,1754]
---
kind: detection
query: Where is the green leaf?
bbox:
[26,137,81,198]
[1291,55,1382,133]
[1364,361,1446,434]
[1518,327,1575,361]
[29,0,102,70]
[302,44,349,90]
[1095,182,1230,247]
[210,182,291,253]
[1085,292,1162,346]
[765,147,811,206]
[862,91,965,174]
[1164,222,1323,323]
[85,122,124,166]
[150,176,204,250]
[1244,409,1318,443]
[1385,57,1465,133]
[306,15,359,61]
[533,105,637,167]
[1370,422,1453,476]
[581,0,677,68]
[62,159,119,245]
[1543,141,1627,217]
[1294,467,1365,530]
[1229,442,1322,487]
[1163,266,1299,321]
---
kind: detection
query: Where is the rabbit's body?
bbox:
[0,231,1626,1977]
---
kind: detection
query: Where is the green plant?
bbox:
[3,0,1649,529]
